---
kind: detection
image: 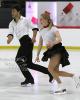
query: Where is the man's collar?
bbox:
[13,16,23,23]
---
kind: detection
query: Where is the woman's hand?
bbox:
[46,41,54,49]
[35,56,40,62]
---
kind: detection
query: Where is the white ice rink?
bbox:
[0,49,80,100]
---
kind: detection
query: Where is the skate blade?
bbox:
[21,83,34,87]
[54,89,67,95]
[54,91,67,94]
[76,83,80,88]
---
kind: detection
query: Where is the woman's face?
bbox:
[40,16,49,27]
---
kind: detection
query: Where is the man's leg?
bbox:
[15,46,34,85]
[26,43,53,83]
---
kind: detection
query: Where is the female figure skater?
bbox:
[35,11,80,94]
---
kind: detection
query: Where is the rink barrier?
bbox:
[0,46,80,51]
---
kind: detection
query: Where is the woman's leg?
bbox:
[48,54,68,93]
[54,65,74,77]
[56,70,74,77]
[48,53,80,90]
[55,63,80,88]
[48,54,61,84]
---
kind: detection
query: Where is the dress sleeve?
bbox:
[51,26,59,33]
[25,18,39,31]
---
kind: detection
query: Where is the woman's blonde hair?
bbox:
[41,11,54,29]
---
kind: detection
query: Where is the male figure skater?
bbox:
[7,4,53,86]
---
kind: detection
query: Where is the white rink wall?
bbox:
[0,28,80,46]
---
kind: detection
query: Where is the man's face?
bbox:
[11,9,19,19]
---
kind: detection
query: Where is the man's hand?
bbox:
[7,35,13,44]
[32,28,38,43]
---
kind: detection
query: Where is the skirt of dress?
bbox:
[42,43,70,67]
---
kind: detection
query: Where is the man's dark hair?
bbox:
[11,4,22,13]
